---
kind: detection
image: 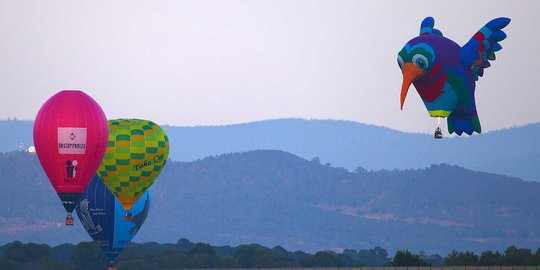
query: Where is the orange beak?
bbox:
[400,63,424,110]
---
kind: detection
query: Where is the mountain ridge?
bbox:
[2,118,539,181]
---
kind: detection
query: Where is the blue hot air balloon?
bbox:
[76,175,151,267]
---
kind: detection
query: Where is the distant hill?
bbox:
[1,119,539,181]
[1,150,540,255]
[0,120,33,152]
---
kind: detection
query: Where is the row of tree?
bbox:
[1,238,540,270]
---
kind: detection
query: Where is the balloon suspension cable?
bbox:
[434,117,443,139]
[65,213,74,226]
[124,210,133,221]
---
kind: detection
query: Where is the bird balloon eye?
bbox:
[412,54,429,69]
[397,55,404,68]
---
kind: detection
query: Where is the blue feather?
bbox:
[486,17,511,29]
[460,17,510,81]
[419,17,443,36]
[491,30,507,41]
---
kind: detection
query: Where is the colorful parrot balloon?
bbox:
[33,90,108,225]
[97,119,169,219]
[398,17,510,137]
[76,175,151,269]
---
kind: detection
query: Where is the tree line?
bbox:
[1,238,540,269]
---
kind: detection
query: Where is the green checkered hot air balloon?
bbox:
[97,119,169,218]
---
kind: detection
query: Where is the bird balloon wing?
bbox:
[460,17,511,81]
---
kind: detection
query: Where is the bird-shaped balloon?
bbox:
[398,17,510,136]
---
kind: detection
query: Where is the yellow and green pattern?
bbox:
[97,119,169,211]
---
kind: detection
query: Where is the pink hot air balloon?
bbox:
[33,90,108,225]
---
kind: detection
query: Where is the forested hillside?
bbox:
[1,151,539,254]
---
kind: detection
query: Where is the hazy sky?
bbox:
[1,0,538,133]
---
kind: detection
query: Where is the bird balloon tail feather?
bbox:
[447,114,481,136]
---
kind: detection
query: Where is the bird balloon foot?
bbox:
[124,211,132,221]
[434,127,443,139]
[65,213,74,226]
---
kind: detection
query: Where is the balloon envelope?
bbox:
[33,90,108,217]
[76,175,151,263]
[97,119,169,212]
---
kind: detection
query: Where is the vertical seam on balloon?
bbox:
[53,93,62,191]
[77,92,86,190]
[88,92,95,190]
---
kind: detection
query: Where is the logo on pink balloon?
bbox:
[58,127,87,154]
